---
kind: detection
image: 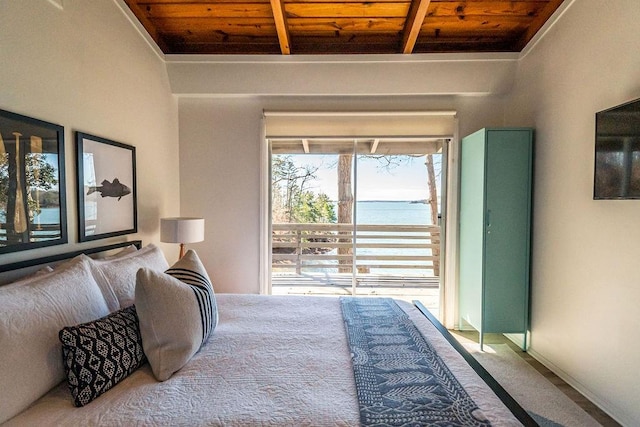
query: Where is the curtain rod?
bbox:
[262,110,457,117]
[266,135,452,141]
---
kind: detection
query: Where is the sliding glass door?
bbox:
[354,145,442,293]
[269,138,443,296]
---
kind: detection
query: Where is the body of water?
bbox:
[0,207,62,242]
[355,200,435,225]
[33,207,60,224]
[0,207,60,224]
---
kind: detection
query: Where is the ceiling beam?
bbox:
[401,0,431,54]
[370,139,380,154]
[270,0,291,54]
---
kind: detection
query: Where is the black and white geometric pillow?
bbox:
[59,305,146,407]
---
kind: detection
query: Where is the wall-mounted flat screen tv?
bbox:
[594,98,640,199]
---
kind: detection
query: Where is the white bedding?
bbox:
[5,294,522,426]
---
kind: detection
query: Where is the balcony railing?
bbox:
[0,224,63,245]
[272,222,440,277]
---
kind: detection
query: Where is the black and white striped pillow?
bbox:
[135,250,218,381]
[165,261,217,344]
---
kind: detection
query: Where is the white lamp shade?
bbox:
[160,217,205,244]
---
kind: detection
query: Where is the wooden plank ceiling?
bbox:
[124,0,565,55]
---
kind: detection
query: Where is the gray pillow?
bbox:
[135,250,217,381]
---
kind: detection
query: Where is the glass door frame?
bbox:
[260,116,460,328]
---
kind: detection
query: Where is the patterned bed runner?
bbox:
[340,297,491,426]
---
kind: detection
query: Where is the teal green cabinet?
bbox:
[459,128,533,349]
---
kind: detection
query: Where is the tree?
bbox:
[0,151,58,243]
[425,154,440,276]
[271,155,336,224]
[291,191,336,223]
[311,193,336,223]
[337,154,354,272]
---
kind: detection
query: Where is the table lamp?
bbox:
[160,217,205,258]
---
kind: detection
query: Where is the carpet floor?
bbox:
[460,341,601,427]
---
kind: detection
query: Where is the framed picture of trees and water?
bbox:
[0,109,67,254]
[76,132,137,242]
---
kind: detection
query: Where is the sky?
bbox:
[282,154,442,201]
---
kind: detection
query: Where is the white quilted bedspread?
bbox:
[5,294,521,426]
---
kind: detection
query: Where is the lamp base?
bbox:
[179,243,186,259]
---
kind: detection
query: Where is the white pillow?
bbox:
[136,250,218,381]
[0,257,110,424]
[33,265,54,276]
[85,244,169,312]
[99,244,138,260]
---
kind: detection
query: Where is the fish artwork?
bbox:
[87,178,131,201]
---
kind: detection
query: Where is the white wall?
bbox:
[505,1,640,424]
[0,0,180,263]
[167,54,518,96]
[179,97,263,293]
[179,95,506,293]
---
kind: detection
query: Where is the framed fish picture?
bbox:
[76,132,137,242]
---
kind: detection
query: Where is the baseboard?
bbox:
[504,333,526,349]
[526,348,632,426]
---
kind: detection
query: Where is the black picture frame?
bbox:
[76,132,137,242]
[594,97,640,199]
[0,109,67,254]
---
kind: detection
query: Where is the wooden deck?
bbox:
[272,273,439,289]
[271,273,441,314]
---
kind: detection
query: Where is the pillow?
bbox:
[59,305,146,407]
[33,265,54,276]
[135,250,217,381]
[99,244,138,260]
[0,257,110,424]
[85,244,169,312]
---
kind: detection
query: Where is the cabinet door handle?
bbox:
[486,210,491,229]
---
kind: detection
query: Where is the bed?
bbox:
[0,241,537,426]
